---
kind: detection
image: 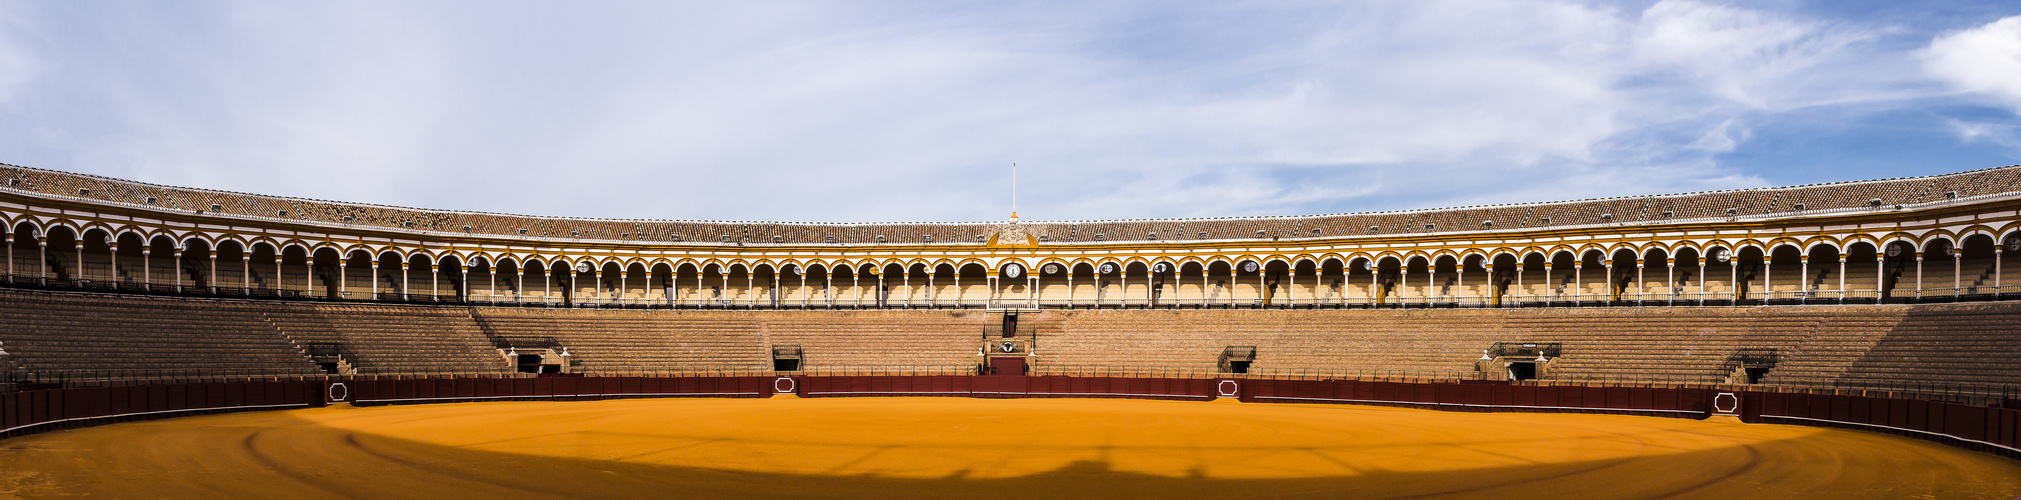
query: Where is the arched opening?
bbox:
[956,263,987,308]
[1671,247,1702,305]
[1958,234,1999,299]
[1317,258,1345,308]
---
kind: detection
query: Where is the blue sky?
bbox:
[1,1,2019,223]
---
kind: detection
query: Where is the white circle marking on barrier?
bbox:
[1217,380,1238,397]
[328,382,349,402]
[1714,392,1738,413]
[774,377,796,394]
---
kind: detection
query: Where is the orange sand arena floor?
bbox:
[1,397,2018,498]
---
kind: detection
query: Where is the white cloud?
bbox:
[0,0,1977,222]
[1925,15,2021,113]
[0,1,42,107]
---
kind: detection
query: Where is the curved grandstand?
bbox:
[0,163,2018,387]
[4,164,2021,496]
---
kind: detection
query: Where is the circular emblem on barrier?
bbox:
[1002,263,1025,279]
[1042,263,1062,275]
[1099,263,1117,275]
[1217,380,1239,397]
[1000,341,1017,353]
[774,377,796,394]
[1714,392,1739,414]
[327,382,349,402]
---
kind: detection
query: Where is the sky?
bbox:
[1,1,2020,223]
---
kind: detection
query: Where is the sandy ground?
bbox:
[0,397,2017,499]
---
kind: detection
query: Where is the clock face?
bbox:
[1153,263,1169,273]
[1042,263,1061,275]
[1002,263,1025,278]
[2008,238,2019,252]
[1241,261,1259,273]
[1099,263,1116,274]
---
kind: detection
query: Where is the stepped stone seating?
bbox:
[471,308,771,373]
[262,303,506,374]
[468,309,982,373]
[3,276,2021,390]
[0,288,321,376]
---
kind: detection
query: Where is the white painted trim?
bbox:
[1762,415,2021,454]
[1,402,310,434]
[1253,395,1706,414]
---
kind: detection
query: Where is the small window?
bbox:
[1424,223,1436,231]
[1147,232,1157,240]
[1198,232,1208,239]
[145,196,157,204]
[1791,203,1805,211]
[465,225,474,231]
[1600,213,1612,221]
[1482,220,1493,228]
[1869,198,1883,207]
[670,235,682,242]
[210,204,223,211]
[277,210,289,217]
[517,228,528,235]
[1538,217,1551,225]
[1367,225,1379,233]
[1945,191,1958,199]
[1311,228,1321,236]
[1095,234,1106,241]
[1038,235,1049,242]
[1725,208,1737,215]
[974,234,985,241]
[404,221,415,228]
[721,235,733,242]
[571,231,580,237]
[77,188,89,195]
[620,232,630,238]
[5,179,15,186]
[771,235,782,243]
[923,235,933,242]
[875,235,887,242]
[1660,211,1673,218]
[1255,230,1266,237]
[343,216,355,222]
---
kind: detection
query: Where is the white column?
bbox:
[370,262,379,297]
[208,251,218,290]
[241,255,250,293]
[1799,256,1809,296]
[1665,261,1674,306]
[1876,257,1885,301]
[1513,264,1522,306]
[1696,258,1706,306]
[1837,258,1846,303]
[1997,249,2005,298]
[1602,263,1613,302]
[1760,256,1771,302]
[1948,250,1964,297]
[1635,260,1645,303]
[1574,261,1582,304]
[338,261,347,298]
[274,257,283,292]
[401,262,410,300]
[1915,253,1924,299]
[141,248,150,288]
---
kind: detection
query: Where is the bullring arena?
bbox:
[2,163,2021,497]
